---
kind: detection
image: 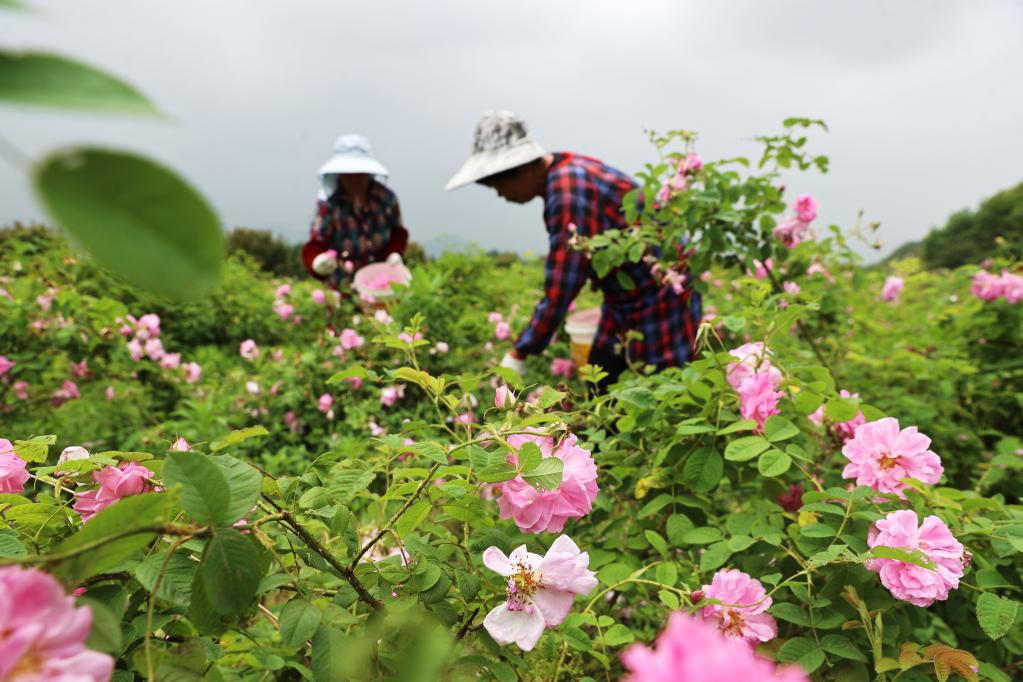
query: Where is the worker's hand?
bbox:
[386,252,404,266]
[312,252,338,276]
[500,352,527,377]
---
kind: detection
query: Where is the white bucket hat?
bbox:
[444,111,546,190]
[318,134,389,198]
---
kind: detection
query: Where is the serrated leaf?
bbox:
[279,599,323,648]
[478,462,517,483]
[198,528,267,616]
[212,455,262,525]
[326,364,376,384]
[771,602,811,626]
[867,545,936,570]
[134,550,196,606]
[163,452,230,526]
[210,426,269,452]
[645,530,668,558]
[777,636,826,673]
[602,623,635,646]
[976,593,1019,640]
[820,633,868,662]
[394,501,431,538]
[716,419,758,435]
[311,625,348,682]
[521,457,563,491]
[757,449,792,477]
[763,416,799,442]
[699,541,732,571]
[517,442,543,473]
[724,436,770,462]
[682,448,723,492]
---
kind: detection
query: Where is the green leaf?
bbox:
[394,501,432,538]
[52,492,171,583]
[757,449,792,477]
[724,436,770,462]
[867,545,936,570]
[210,426,269,452]
[777,636,826,673]
[212,455,262,526]
[681,526,722,545]
[0,529,27,558]
[279,599,323,648]
[326,364,377,384]
[198,528,267,616]
[477,462,517,483]
[35,148,223,301]
[645,530,668,558]
[134,550,196,606]
[771,602,811,626]
[521,457,563,491]
[311,625,348,682]
[655,562,678,587]
[763,416,799,442]
[682,448,723,493]
[537,387,568,410]
[976,593,1020,640]
[820,634,868,662]
[80,597,123,654]
[0,51,157,113]
[602,623,635,646]
[800,523,836,538]
[517,442,543,473]
[616,270,636,290]
[716,419,758,435]
[410,441,448,465]
[699,541,733,571]
[163,452,230,526]
[825,397,860,423]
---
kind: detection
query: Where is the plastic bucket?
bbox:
[564,307,601,368]
[353,262,412,309]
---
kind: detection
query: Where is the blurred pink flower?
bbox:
[380,385,405,407]
[169,437,190,452]
[245,381,260,395]
[622,612,808,682]
[749,258,773,280]
[347,376,363,391]
[783,281,801,295]
[866,509,964,607]
[126,338,144,362]
[368,420,386,437]
[806,262,831,278]
[496,432,598,534]
[488,311,504,324]
[0,439,30,493]
[273,302,294,320]
[1000,271,1023,303]
[495,321,512,340]
[13,380,29,400]
[482,535,597,651]
[374,309,392,324]
[340,328,365,350]
[456,411,475,424]
[699,569,777,644]
[971,269,1003,301]
[550,357,575,378]
[794,193,819,222]
[275,283,291,298]
[159,353,181,370]
[284,411,301,433]
[808,389,865,442]
[136,313,161,338]
[73,461,155,523]
[880,276,904,302]
[53,380,81,405]
[36,293,54,311]
[71,359,88,378]
[318,393,333,413]
[0,565,115,681]
[311,289,327,305]
[841,417,943,498]
[772,216,810,249]
[183,362,202,384]
[239,339,260,361]
[0,354,13,377]
[398,331,423,344]
[144,337,165,361]
[104,386,115,401]
[435,341,450,353]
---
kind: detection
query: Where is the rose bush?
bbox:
[0,122,1021,681]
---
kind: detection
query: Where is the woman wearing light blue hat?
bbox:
[302,134,409,287]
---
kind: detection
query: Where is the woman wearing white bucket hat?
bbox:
[446,111,702,391]
[302,134,409,288]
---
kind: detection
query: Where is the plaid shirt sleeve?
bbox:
[514,166,594,356]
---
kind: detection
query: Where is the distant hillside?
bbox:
[916,181,1023,269]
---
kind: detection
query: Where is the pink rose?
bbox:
[970,269,1003,301]
[880,275,904,302]
[0,354,14,377]
[794,193,819,223]
[550,358,575,378]
[169,437,190,452]
[311,289,327,305]
[841,417,942,498]
[699,569,778,644]
[126,338,144,362]
[183,362,201,384]
[346,376,363,391]
[495,385,516,409]
[239,339,260,361]
[275,283,291,298]
[71,359,88,378]
[159,352,181,369]
[866,509,964,607]
[318,393,333,414]
[144,337,165,361]
[435,341,449,354]
[495,321,512,340]
[73,461,155,523]
[340,329,365,350]
[999,271,1023,304]
[13,380,29,400]
[104,386,115,401]
[0,439,30,493]
[273,302,294,320]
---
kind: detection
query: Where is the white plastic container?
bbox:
[564,307,601,367]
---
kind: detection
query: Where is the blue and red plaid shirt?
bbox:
[514,152,702,368]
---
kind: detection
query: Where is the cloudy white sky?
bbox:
[2,0,1022,260]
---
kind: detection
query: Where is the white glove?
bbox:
[312,252,338,276]
[386,252,404,266]
[500,352,527,376]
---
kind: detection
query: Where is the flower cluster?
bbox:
[866,509,965,606]
[971,269,1023,303]
[656,152,703,203]
[808,389,866,443]
[121,313,200,383]
[726,342,784,429]
[0,565,114,681]
[772,194,818,249]
[72,460,156,523]
[482,535,597,651]
[495,432,598,534]
[841,417,943,498]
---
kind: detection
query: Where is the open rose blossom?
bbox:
[73,461,155,523]
[971,269,1003,301]
[239,339,260,361]
[727,343,784,429]
[0,438,30,493]
[841,417,943,498]
[0,354,15,376]
[495,432,598,534]
[482,535,597,651]
[622,612,808,682]
[340,328,365,350]
[495,321,512,340]
[699,569,777,644]
[880,275,904,302]
[866,509,965,607]
[0,565,115,681]
[999,271,1023,303]
[550,357,575,378]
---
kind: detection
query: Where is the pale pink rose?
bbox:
[272,349,285,363]
[487,312,504,324]
[435,341,449,354]
[736,371,783,429]
[126,338,144,362]
[622,612,808,682]
[880,276,904,302]
[841,417,943,498]
[482,535,597,651]
[398,331,423,344]
[550,358,575,378]
[0,354,13,377]
[144,337,165,361]
[53,380,81,405]
[0,565,115,681]
[456,411,475,424]
[36,293,54,311]
[772,216,810,249]
[749,258,773,280]
[311,289,327,305]
[169,437,190,452]
[866,509,965,607]
[283,411,301,434]
[347,376,363,391]
[183,362,202,384]
[73,461,155,523]
[368,420,386,437]
[343,260,355,273]
[340,328,365,350]
[71,360,88,378]
[14,380,29,400]
[275,283,291,298]
[999,271,1023,304]
[380,385,405,407]
[971,270,1003,301]
[699,569,777,644]
[136,313,161,339]
[270,380,283,395]
[104,386,115,401]
[726,342,782,392]
[292,315,302,325]
[484,341,494,352]
[495,385,516,409]
[783,281,801,295]
[273,302,294,320]
[808,389,865,443]
[374,309,393,324]
[0,439,30,493]
[318,393,333,413]
[239,339,259,361]
[56,447,90,475]
[118,324,133,337]
[794,193,819,222]
[806,262,831,278]
[496,432,598,534]
[245,381,260,395]
[495,321,512,340]
[662,268,686,295]
[159,352,181,369]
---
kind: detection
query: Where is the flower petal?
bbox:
[483,602,546,651]
[482,547,514,577]
[530,588,576,627]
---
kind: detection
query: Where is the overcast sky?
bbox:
[2,0,1022,260]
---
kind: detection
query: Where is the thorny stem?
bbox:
[145,535,192,680]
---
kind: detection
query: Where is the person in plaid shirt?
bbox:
[302,134,408,288]
[446,112,701,388]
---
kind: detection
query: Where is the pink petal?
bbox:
[483,602,546,651]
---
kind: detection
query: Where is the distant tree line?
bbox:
[914,181,1023,269]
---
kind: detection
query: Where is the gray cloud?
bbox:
[1,0,1021,260]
